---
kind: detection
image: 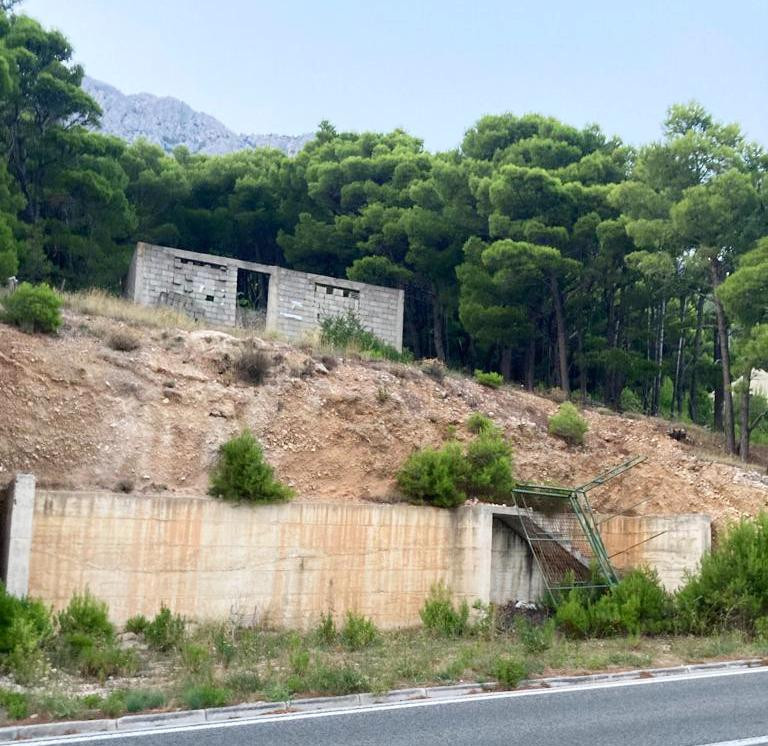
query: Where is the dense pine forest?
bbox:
[1,8,767,457]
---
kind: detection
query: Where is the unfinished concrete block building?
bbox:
[125,242,405,350]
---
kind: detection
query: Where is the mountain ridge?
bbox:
[82,76,314,156]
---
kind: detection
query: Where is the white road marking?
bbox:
[17,665,768,744]
[696,738,768,746]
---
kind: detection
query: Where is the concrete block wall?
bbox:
[127,243,404,350]
[130,243,237,326]
[0,475,35,597]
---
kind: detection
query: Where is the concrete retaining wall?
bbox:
[0,478,711,627]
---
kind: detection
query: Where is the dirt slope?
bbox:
[1,310,767,525]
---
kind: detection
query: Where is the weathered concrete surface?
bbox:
[29,492,491,627]
[0,474,35,596]
[599,513,711,590]
[22,488,709,625]
[127,243,405,351]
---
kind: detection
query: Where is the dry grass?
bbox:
[60,290,197,330]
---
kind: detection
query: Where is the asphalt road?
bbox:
[26,668,768,746]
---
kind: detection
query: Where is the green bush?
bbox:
[180,683,232,709]
[1,282,61,333]
[145,606,186,652]
[474,370,503,388]
[554,570,671,638]
[208,430,294,503]
[225,671,262,695]
[320,311,410,363]
[492,656,527,688]
[676,514,768,634]
[589,569,671,636]
[123,689,165,714]
[547,402,589,445]
[181,643,211,674]
[56,590,114,644]
[124,614,149,635]
[466,412,497,434]
[315,612,337,645]
[515,617,555,653]
[396,442,467,508]
[0,585,52,680]
[340,611,378,650]
[619,387,643,414]
[419,582,469,637]
[79,645,138,681]
[553,592,591,639]
[308,664,368,695]
[0,689,30,720]
[463,433,515,502]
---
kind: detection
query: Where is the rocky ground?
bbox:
[2,306,768,526]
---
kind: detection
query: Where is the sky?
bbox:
[21,0,768,152]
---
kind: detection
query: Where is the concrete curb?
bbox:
[2,658,764,742]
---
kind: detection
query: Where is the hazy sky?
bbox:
[22,0,768,151]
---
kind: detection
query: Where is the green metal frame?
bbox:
[510,456,646,599]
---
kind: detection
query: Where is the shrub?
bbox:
[180,683,232,709]
[181,642,212,674]
[124,614,149,635]
[123,689,165,714]
[462,433,515,502]
[421,359,446,382]
[225,671,262,695]
[0,585,52,655]
[320,311,410,363]
[420,582,469,637]
[1,282,61,333]
[553,592,591,639]
[308,664,368,695]
[315,612,337,645]
[235,345,272,385]
[107,330,140,352]
[396,443,467,508]
[547,402,588,445]
[515,617,555,653]
[341,611,378,650]
[79,645,138,681]
[492,656,527,688]
[56,590,115,644]
[145,606,186,652]
[619,387,643,413]
[208,430,294,503]
[0,689,30,720]
[466,412,496,435]
[474,370,503,388]
[676,513,768,634]
[589,569,671,636]
[554,570,671,638]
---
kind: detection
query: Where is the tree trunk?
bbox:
[713,327,724,431]
[709,259,736,454]
[651,299,666,416]
[432,296,445,361]
[577,331,587,404]
[688,294,705,423]
[524,337,535,391]
[673,295,686,416]
[500,346,512,381]
[740,367,752,463]
[549,274,569,395]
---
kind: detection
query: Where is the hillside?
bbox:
[83,77,314,155]
[1,304,767,526]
